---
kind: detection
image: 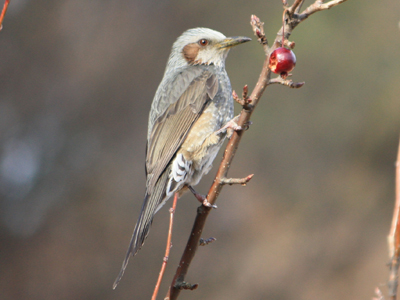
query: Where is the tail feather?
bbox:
[113,169,170,289]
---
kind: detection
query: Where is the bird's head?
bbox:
[167,28,251,69]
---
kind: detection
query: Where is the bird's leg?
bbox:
[188,186,217,209]
[188,186,205,202]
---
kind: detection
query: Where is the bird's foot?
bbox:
[188,186,205,202]
[188,186,217,209]
[215,115,242,136]
[216,115,252,138]
[202,198,217,209]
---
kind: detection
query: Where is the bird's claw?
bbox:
[189,186,217,208]
[202,198,217,209]
[242,121,252,131]
[216,115,242,136]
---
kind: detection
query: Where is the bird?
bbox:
[113,27,251,289]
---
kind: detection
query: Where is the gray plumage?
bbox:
[113,28,250,289]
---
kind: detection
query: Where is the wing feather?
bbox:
[146,68,218,193]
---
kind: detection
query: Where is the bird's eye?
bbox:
[198,39,209,46]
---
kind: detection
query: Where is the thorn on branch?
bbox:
[174,281,199,291]
[268,76,305,89]
[199,237,217,246]
[221,174,254,186]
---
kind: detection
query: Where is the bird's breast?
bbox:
[180,101,223,156]
[176,67,234,186]
[179,93,232,170]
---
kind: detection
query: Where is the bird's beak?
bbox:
[217,36,251,49]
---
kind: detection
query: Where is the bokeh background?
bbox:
[0,0,399,299]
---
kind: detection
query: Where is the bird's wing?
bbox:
[145,68,219,193]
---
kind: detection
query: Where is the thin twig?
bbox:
[287,0,305,14]
[388,138,400,258]
[294,0,306,14]
[220,174,254,186]
[273,0,349,48]
[395,138,400,254]
[233,86,253,110]
[297,0,349,21]
[268,76,305,88]
[250,15,269,54]
[387,137,400,300]
[152,193,178,300]
[0,0,10,31]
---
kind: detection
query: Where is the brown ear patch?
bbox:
[182,43,200,63]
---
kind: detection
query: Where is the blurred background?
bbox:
[0,0,399,299]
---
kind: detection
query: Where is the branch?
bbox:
[288,0,306,14]
[151,193,178,300]
[0,0,10,31]
[387,137,400,300]
[165,2,348,299]
[251,15,269,54]
[220,174,254,186]
[268,75,305,88]
[273,0,349,48]
[298,0,349,20]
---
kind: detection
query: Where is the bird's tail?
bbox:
[113,169,170,289]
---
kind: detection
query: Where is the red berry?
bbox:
[269,47,296,76]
